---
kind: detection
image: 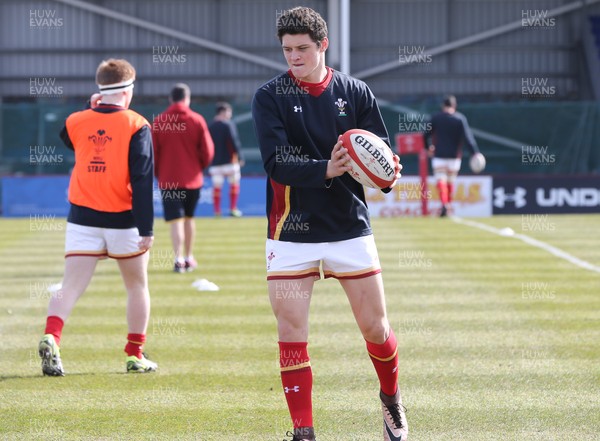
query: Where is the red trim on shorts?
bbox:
[109,249,148,260]
[267,271,321,281]
[324,268,381,280]
[65,252,108,258]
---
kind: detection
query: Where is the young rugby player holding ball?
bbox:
[252,7,408,441]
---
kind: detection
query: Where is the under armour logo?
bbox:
[284,386,300,393]
[293,106,302,112]
[493,187,527,208]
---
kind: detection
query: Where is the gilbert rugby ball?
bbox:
[341,129,396,189]
[469,152,486,174]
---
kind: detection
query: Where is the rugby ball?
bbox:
[341,129,396,189]
[469,152,486,174]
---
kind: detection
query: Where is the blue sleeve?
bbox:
[423,116,433,146]
[128,125,154,236]
[252,88,329,188]
[356,84,391,147]
[460,114,479,155]
[60,125,74,151]
[228,121,244,161]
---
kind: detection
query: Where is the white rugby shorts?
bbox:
[65,223,146,259]
[265,235,381,281]
[432,158,461,182]
[208,163,241,187]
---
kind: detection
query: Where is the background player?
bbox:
[424,94,480,217]
[152,84,214,272]
[208,101,244,217]
[38,58,157,375]
[252,7,407,441]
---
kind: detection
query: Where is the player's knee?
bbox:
[360,319,389,344]
[212,175,224,188]
[277,318,308,341]
[120,267,148,291]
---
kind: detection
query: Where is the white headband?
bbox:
[98,79,135,95]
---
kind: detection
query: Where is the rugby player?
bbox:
[252,7,408,441]
[38,59,157,375]
[424,95,480,217]
[208,101,244,217]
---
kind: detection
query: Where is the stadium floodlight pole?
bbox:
[340,0,351,74]
[327,0,341,69]
[52,0,288,72]
[354,0,600,79]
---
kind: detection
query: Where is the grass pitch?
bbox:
[0,214,599,440]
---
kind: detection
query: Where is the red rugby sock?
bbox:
[124,333,145,359]
[366,329,399,397]
[44,315,64,346]
[213,187,222,215]
[229,184,240,211]
[437,181,449,206]
[279,341,313,429]
[447,182,454,204]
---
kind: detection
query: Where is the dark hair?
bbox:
[170,83,190,102]
[276,7,328,45]
[442,95,457,108]
[215,101,232,115]
[95,59,135,85]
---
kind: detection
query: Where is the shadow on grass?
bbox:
[0,371,137,382]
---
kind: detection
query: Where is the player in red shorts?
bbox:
[252,7,407,441]
[38,58,157,375]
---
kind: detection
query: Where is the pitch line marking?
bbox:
[451,216,600,274]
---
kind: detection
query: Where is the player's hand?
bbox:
[325,136,352,179]
[90,93,102,109]
[387,154,403,189]
[427,145,435,158]
[138,236,154,251]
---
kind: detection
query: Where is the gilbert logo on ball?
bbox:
[341,129,396,189]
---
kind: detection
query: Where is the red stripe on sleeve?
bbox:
[269,178,286,239]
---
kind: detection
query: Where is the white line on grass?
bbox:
[452,216,600,274]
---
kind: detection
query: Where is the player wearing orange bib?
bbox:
[38,59,157,376]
